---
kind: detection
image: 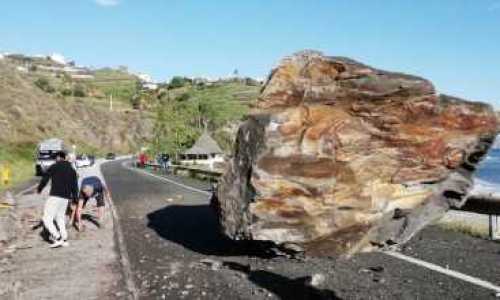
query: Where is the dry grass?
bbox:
[0,61,152,154]
[436,220,489,239]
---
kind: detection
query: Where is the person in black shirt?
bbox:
[37,151,78,248]
[160,153,170,173]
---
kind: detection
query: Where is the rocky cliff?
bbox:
[215,51,498,256]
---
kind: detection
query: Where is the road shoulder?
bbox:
[0,161,130,300]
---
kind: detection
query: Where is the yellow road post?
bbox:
[1,163,11,186]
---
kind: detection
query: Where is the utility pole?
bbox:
[109,93,113,111]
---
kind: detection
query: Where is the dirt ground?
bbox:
[0,161,129,300]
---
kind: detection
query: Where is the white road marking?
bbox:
[121,161,211,196]
[385,251,500,293]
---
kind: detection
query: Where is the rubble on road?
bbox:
[0,191,18,248]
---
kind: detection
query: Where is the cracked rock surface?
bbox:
[215,50,498,256]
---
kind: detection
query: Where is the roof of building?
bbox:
[184,132,223,155]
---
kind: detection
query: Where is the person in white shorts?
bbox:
[37,151,79,248]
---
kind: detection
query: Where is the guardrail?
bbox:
[463,195,500,240]
[171,165,222,183]
[141,162,222,183]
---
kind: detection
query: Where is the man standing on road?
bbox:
[37,151,78,248]
[160,153,170,173]
[70,175,110,231]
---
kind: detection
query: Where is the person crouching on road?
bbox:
[37,151,78,248]
[70,175,109,231]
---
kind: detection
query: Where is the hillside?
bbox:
[0,60,152,189]
[149,80,261,156]
[0,54,262,188]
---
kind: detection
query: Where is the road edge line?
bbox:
[385,250,500,293]
[101,160,139,300]
[122,161,211,196]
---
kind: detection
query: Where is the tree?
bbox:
[152,99,200,160]
[169,76,187,89]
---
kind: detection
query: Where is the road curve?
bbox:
[102,159,499,300]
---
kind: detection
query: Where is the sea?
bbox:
[474,135,500,191]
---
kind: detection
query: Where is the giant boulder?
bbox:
[215,51,498,256]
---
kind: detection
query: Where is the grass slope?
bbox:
[0,143,35,192]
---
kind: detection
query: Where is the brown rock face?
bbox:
[215,51,497,256]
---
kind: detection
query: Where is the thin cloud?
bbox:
[94,0,120,7]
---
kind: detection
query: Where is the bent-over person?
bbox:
[70,175,110,231]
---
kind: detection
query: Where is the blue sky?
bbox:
[1,0,499,107]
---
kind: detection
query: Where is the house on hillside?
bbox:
[137,73,158,90]
[48,53,67,65]
[180,132,224,170]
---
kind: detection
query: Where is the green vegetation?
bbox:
[34,77,56,93]
[151,81,260,157]
[91,68,139,104]
[32,67,139,105]
[152,99,200,159]
[0,143,35,192]
[72,84,87,97]
[168,76,191,89]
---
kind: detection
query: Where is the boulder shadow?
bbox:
[147,204,276,258]
[224,262,340,300]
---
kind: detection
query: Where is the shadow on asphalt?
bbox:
[147,204,277,258]
[223,262,340,300]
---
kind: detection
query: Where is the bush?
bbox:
[130,94,141,109]
[61,88,73,96]
[169,76,190,89]
[34,78,55,93]
[175,92,190,102]
[73,84,87,97]
[60,84,87,97]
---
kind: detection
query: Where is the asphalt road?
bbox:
[102,160,500,300]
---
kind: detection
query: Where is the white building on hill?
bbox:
[137,72,158,90]
[49,53,67,65]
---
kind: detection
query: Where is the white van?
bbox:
[35,138,66,176]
